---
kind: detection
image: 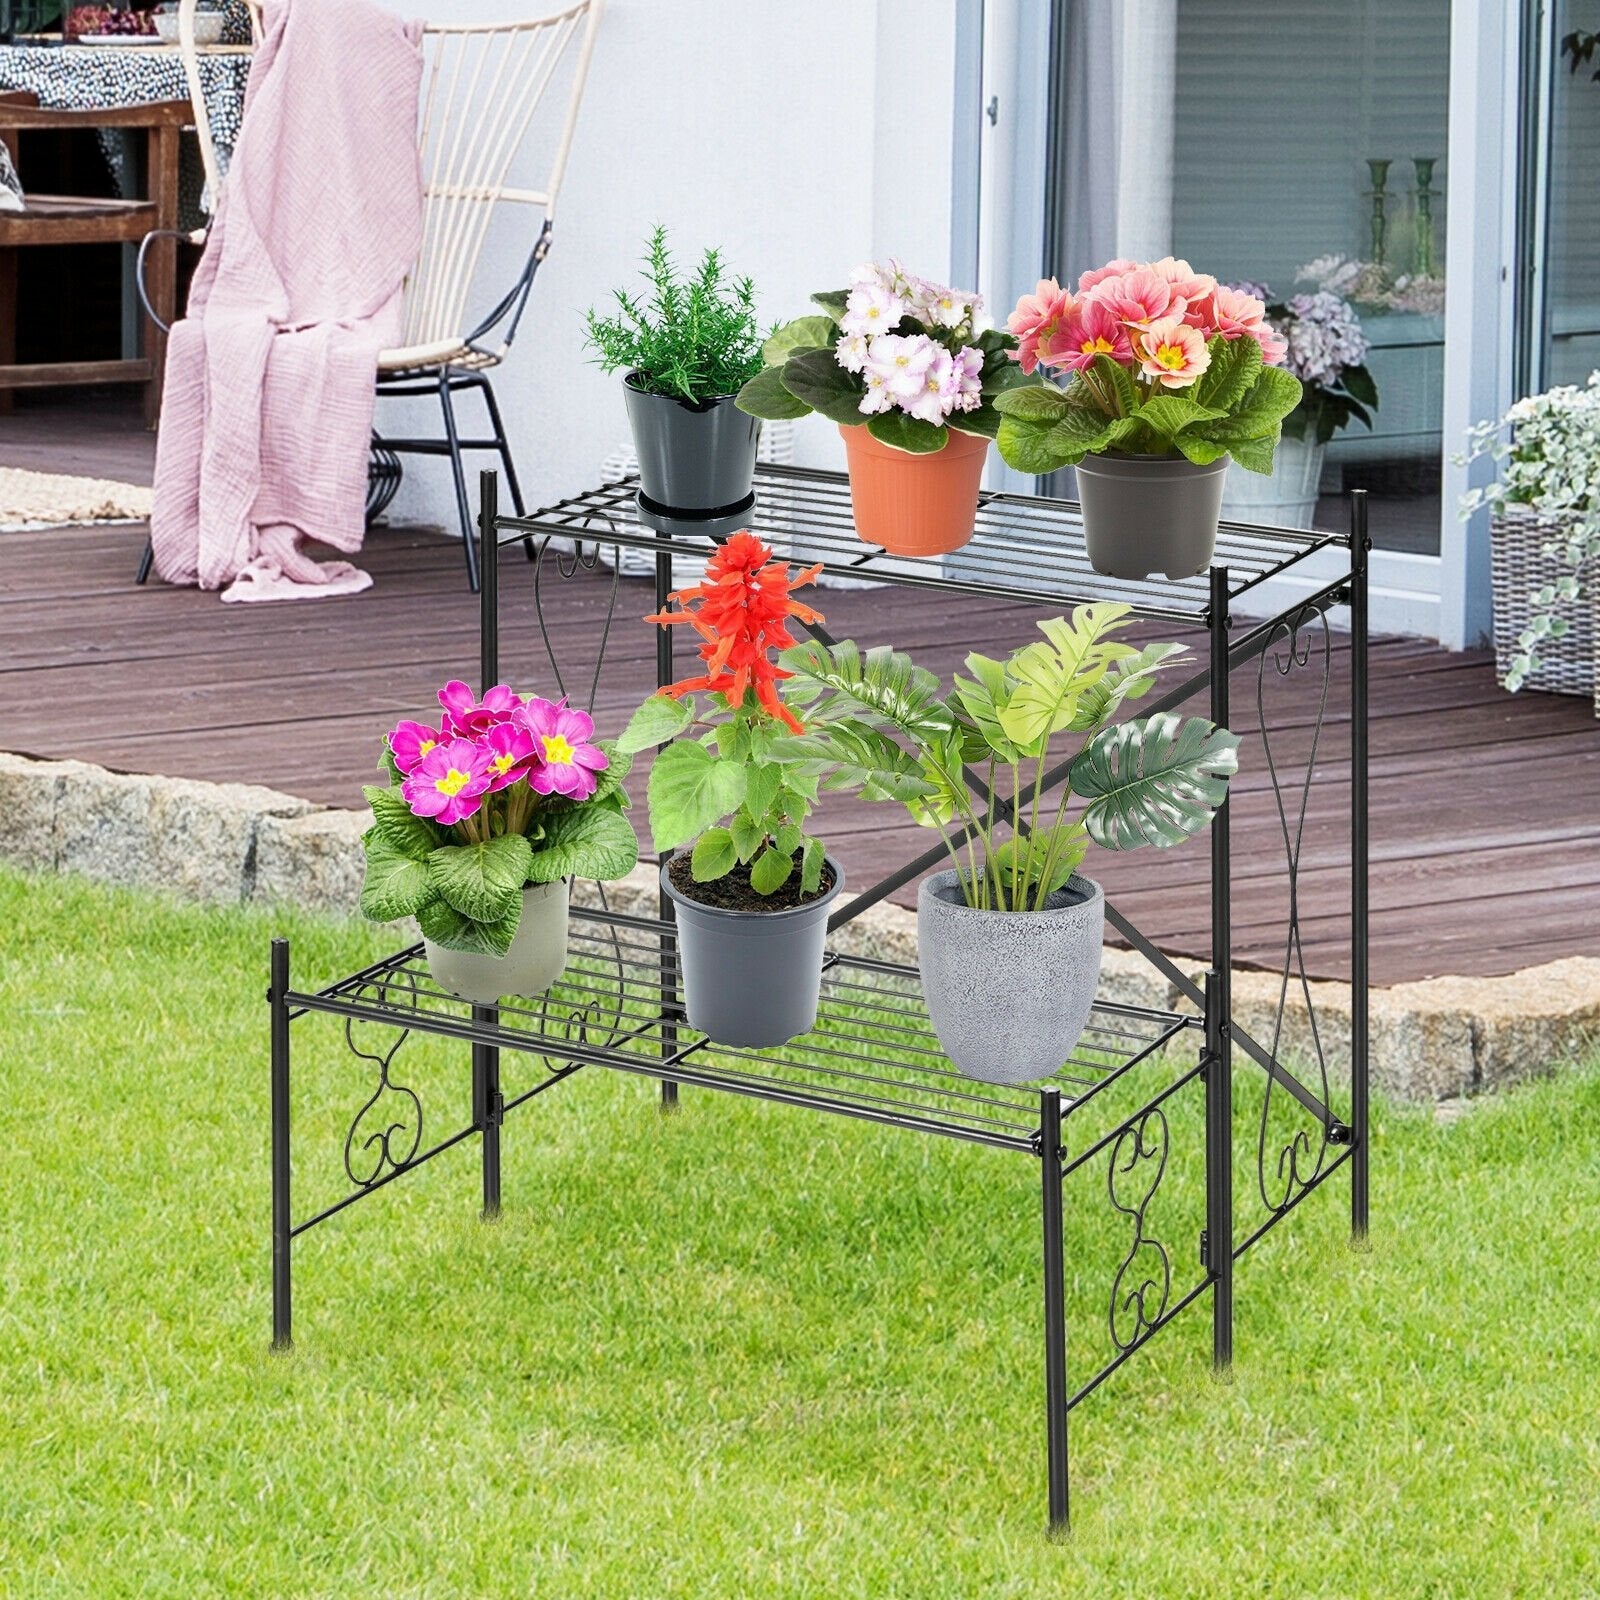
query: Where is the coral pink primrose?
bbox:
[1135,317,1211,388]
[1076,258,1137,293]
[1042,296,1133,371]
[401,737,495,826]
[1084,266,1186,331]
[1007,278,1075,375]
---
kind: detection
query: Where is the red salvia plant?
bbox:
[619,533,832,897]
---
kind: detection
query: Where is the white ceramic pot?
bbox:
[422,881,569,1004]
[916,869,1105,1084]
[1220,434,1326,530]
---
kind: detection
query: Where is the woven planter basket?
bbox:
[1489,508,1597,707]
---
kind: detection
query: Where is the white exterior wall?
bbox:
[382,0,958,533]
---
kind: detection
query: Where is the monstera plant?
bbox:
[769,603,1239,1083]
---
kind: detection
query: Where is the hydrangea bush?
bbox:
[1230,281,1379,445]
[1461,373,1600,689]
[991,257,1303,476]
[360,681,639,954]
[734,259,1027,453]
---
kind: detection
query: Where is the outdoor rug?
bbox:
[0,467,152,531]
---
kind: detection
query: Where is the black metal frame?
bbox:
[267,464,1371,1534]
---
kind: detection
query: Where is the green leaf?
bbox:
[810,288,850,323]
[730,807,765,861]
[742,761,780,824]
[993,383,1073,422]
[617,692,694,754]
[773,822,802,858]
[690,826,737,882]
[779,347,865,426]
[761,315,836,366]
[997,605,1136,748]
[778,639,953,740]
[1342,363,1379,408]
[378,743,404,785]
[362,784,444,862]
[428,834,534,923]
[1192,334,1262,415]
[1090,353,1140,419]
[585,741,633,809]
[646,740,747,852]
[736,364,810,421]
[1138,393,1223,444]
[996,407,1119,474]
[1068,641,1190,731]
[980,357,1034,396]
[945,401,1003,440]
[800,835,825,894]
[359,831,437,922]
[1069,714,1241,850]
[527,803,640,883]
[1225,364,1305,439]
[866,410,948,454]
[950,652,1021,763]
[749,846,792,895]
[417,895,521,959]
[991,823,1088,900]
[1173,434,1233,467]
[771,726,935,805]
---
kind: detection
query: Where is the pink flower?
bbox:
[516,697,609,801]
[1148,256,1217,308]
[1202,285,1289,363]
[437,680,523,738]
[1084,266,1185,331]
[388,719,445,776]
[481,721,538,793]
[1135,317,1212,389]
[863,332,940,405]
[401,737,495,827]
[1076,258,1137,293]
[1040,296,1133,371]
[940,344,984,412]
[1007,278,1074,375]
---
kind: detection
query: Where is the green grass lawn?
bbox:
[2,866,1598,1599]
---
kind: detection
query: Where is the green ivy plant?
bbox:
[767,605,1239,912]
[994,336,1302,477]
[583,225,766,403]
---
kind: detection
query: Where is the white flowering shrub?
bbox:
[1461,372,1600,690]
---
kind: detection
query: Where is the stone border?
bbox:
[2,751,1595,1101]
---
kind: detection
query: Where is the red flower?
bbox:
[645,531,823,734]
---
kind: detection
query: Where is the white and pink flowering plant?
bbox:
[734,259,1029,454]
[993,257,1304,477]
[359,680,639,956]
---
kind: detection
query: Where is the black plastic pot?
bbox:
[1075,450,1230,580]
[660,855,844,1049]
[623,373,761,518]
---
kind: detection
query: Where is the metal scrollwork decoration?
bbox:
[1107,1107,1172,1352]
[528,508,627,712]
[342,998,424,1189]
[1254,602,1336,1214]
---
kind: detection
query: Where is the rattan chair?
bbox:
[138,0,604,590]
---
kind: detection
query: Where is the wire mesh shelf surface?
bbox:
[292,907,1195,1153]
[495,464,1343,623]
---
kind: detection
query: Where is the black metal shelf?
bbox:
[289,906,1195,1156]
[492,462,1344,624]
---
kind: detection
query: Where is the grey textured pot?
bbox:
[422,880,570,1005]
[917,869,1105,1085]
[624,373,761,517]
[1075,451,1230,580]
[661,855,844,1049]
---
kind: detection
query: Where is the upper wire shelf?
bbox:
[290,907,1195,1154]
[494,463,1345,624]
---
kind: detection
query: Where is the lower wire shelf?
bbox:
[288,905,1198,1154]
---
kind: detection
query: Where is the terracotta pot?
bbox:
[839,423,988,557]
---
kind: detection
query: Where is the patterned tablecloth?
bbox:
[0,43,251,223]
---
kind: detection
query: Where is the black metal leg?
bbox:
[1040,1086,1069,1535]
[472,1013,502,1221]
[473,373,536,564]
[270,937,293,1352]
[1349,492,1370,1244]
[440,377,481,592]
[1207,567,1234,1374]
[135,537,154,585]
[656,532,680,1112]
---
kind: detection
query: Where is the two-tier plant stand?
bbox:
[268,464,1370,1534]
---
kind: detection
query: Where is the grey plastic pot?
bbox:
[660,855,844,1049]
[623,373,761,517]
[917,869,1105,1085]
[1075,450,1230,580]
[422,880,570,1005]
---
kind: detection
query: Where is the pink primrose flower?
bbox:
[1084,266,1187,332]
[1006,278,1074,375]
[1040,296,1134,371]
[1135,317,1212,389]
[1076,258,1138,293]
[481,721,539,793]
[400,737,495,827]
[388,719,445,776]
[437,680,524,738]
[516,697,609,801]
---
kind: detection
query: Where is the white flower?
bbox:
[841,283,908,339]
[858,368,894,415]
[835,332,869,373]
[864,332,940,405]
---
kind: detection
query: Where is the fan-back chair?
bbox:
[137,0,604,590]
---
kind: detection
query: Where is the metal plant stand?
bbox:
[268,465,1371,1535]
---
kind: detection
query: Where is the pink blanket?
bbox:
[151,0,424,600]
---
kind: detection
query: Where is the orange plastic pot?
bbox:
[839,423,989,557]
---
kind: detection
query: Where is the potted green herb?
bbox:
[996,258,1303,578]
[617,534,841,1049]
[770,605,1237,1083]
[585,226,766,518]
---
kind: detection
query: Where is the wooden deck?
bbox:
[5,400,1600,986]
